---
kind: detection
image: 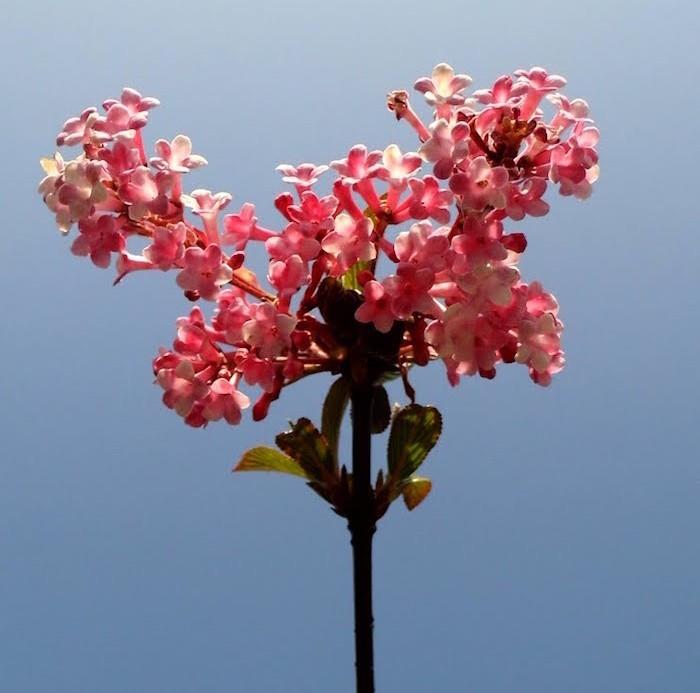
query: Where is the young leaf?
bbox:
[401,477,432,510]
[234,446,308,478]
[341,260,372,290]
[276,418,337,483]
[387,404,442,480]
[370,385,391,434]
[322,377,350,460]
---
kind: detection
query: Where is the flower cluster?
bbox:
[39,65,598,427]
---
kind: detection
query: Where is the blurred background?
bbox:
[2,1,698,691]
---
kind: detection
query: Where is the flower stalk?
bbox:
[349,384,376,693]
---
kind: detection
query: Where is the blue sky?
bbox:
[2,1,699,691]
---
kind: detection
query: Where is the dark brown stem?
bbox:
[349,384,376,693]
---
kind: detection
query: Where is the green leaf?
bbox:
[340,260,372,290]
[276,418,337,483]
[387,404,442,480]
[401,477,432,510]
[233,446,308,478]
[322,377,350,461]
[370,385,391,434]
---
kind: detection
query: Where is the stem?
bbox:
[349,385,376,693]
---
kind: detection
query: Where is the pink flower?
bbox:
[150,135,207,173]
[515,309,564,386]
[143,222,187,270]
[355,280,396,333]
[155,355,210,423]
[418,119,470,179]
[90,89,159,142]
[513,67,567,120]
[450,156,510,211]
[276,163,329,189]
[268,254,308,298]
[175,245,233,300]
[71,215,125,268]
[266,226,321,262]
[241,302,296,358]
[321,213,376,275]
[236,351,277,392]
[383,264,439,319]
[405,175,453,223]
[201,378,251,425]
[549,126,600,199]
[473,75,527,107]
[505,178,550,220]
[394,222,451,272]
[56,107,99,147]
[119,166,170,220]
[286,192,338,237]
[330,145,383,184]
[212,289,251,344]
[414,63,473,117]
[182,189,232,244]
[42,158,110,232]
[376,145,422,188]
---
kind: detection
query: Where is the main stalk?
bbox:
[349,385,376,693]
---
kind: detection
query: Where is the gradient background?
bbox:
[2,1,698,691]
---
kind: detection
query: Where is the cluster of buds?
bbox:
[39,65,599,429]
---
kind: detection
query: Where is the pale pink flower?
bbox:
[450,156,510,211]
[143,222,187,270]
[376,145,422,188]
[150,135,207,173]
[355,280,396,334]
[321,213,376,275]
[414,63,472,117]
[515,310,564,386]
[71,215,125,268]
[241,303,296,358]
[102,88,160,125]
[119,166,170,220]
[276,163,329,189]
[175,245,233,300]
[418,119,470,179]
[42,158,110,231]
[182,189,232,243]
[56,107,99,147]
[330,145,383,184]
